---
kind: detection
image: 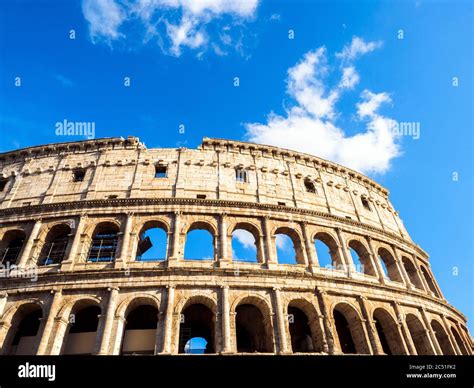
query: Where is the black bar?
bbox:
[0,356,472,387]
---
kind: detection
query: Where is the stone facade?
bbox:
[0,136,471,355]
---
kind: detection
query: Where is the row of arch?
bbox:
[1,294,470,356]
[0,217,441,297]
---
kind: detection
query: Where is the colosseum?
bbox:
[0,135,471,356]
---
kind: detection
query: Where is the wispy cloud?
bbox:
[53,74,73,87]
[336,36,382,62]
[269,13,281,21]
[244,36,400,175]
[81,0,259,57]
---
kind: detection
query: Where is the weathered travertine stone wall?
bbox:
[0,136,471,355]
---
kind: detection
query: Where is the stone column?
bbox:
[263,216,277,268]
[316,170,331,213]
[41,158,64,204]
[0,292,7,317]
[392,302,416,355]
[111,316,126,355]
[315,287,335,354]
[424,265,444,299]
[441,315,461,355]
[419,308,441,355]
[48,317,69,355]
[98,287,120,355]
[61,215,87,271]
[128,150,144,198]
[0,321,12,353]
[432,274,444,300]
[161,286,175,354]
[301,222,318,272]
[413,255,431,294]
[17,219,42,268]
[153,312,164,355]
[357,296,381,354]
[221,286,231,353]
[272,288,289,354]
[456,322,471,354]
[389,245,408,287]
[367,237,386,284]
[391,245,412,289]
[257,234,267,264]
[168,212,181,267]
[85,151,108,200]
[394,321,411,355]
[115,213,133,268]
[335,228,352,276]
[316,313,329,353]
[416,309,438,355]
[218,213,230,267]
[36,289,63,355]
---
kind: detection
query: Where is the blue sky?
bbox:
[0,0,472,330]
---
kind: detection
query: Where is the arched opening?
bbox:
[374,317,391,355]
[431,320,455,355]
[275,234,296,264]
[333,303,370,354]
[121,305,158,355]
[348,240,376,276]
[87,223,120,262]
[274,227,304,265]
[4,304,42,355]
[373,308,407,355]
[38,224,71,265]
[450,326,468,355]
[288,299,325,353]
[235,303,273,353]
[63,304,101,355]
[402,257,423,289]
[406,313,435,355]
[184,223,215,261]
[179,303,215,354]
[420,265,439,296]
[288,307,313,353]
[184,337,208,354]
[232,226,258,263]
[334,310,356,354]
[136,222,168,261]
[314,232,341,270]
[0,230,26,267]
[378,248,403,282]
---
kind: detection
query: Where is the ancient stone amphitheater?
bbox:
[0,136,471,356]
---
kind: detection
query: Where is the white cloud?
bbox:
[81,0,259,56]
[356,89,391,118]
[339,66,359,89]
[286,48,338,120]
[165,15,207,56]
[164,0,259,17]
[82,0,126,42]
[233,229,256,250]
[245,37,401,175]
[336,36,382,62]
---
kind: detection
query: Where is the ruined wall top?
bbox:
[0,135,410,243]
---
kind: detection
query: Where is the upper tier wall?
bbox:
[0,136,409,240]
